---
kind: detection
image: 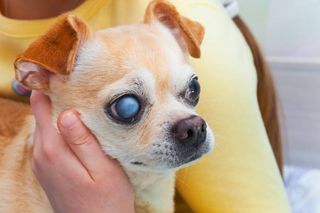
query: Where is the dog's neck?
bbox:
[126,169,176,213]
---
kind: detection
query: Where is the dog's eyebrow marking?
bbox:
[132,77,144,87]
[128,77,150,101]
[129,70,156,104]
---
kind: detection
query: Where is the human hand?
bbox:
[30,91,134,213]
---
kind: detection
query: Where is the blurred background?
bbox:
[238,0,320,169]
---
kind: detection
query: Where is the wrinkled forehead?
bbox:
[72,23,194,95]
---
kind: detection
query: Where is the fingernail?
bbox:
[60,111,79,129]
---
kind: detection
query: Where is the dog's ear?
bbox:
[144,0,205,58]
[14,15,91,91]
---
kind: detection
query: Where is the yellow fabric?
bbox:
[0,0,290,212]
[174,1,291,212]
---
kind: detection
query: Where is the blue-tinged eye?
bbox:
[106,95,142,124]
[115,96,140,119]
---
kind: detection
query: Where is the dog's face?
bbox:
[15,0,214,172]
[64,24,215,171]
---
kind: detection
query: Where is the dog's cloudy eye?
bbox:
[185,77,200,105]
[107,95,141,124]
[116,96,140,119]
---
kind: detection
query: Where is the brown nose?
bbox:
[172,116,207,147]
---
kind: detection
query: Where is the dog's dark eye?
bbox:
[185,77,200,105]
[107,95,141,124]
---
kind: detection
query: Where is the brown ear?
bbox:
[14,15,91,90]
[144,0,205,58]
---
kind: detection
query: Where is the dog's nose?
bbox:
[172,115,207,147]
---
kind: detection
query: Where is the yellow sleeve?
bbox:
[173,0,291,212]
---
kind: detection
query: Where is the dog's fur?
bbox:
[0,1,214,212]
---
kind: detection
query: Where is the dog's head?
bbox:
[15,0,214,172]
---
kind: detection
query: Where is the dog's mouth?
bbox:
[171,148,208,168]
[129,143,210,170]
[129,151,202,168]
[186,152,203,163]
[130,161,146,166]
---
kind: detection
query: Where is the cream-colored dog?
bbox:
[0,0,214,212]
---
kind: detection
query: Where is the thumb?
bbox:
[57,110,117,180]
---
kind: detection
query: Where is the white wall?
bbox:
[238,0,320,168]
[239,0,320,61]
[237,0,269,45]
[266,0,320,61]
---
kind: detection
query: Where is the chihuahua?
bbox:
[0,0,214,212]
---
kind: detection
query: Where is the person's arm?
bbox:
[31,91,134,213]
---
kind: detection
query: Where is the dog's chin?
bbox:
[127,140,213,173]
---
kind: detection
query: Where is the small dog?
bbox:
[0,0,214,212]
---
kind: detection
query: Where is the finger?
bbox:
[30,91,54,133]
[31,91,65,153]
[32,122,41,157]
[33,121,41,147]
[58,110,116,180]
[30,92,90,180]
[33,123,91,182]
